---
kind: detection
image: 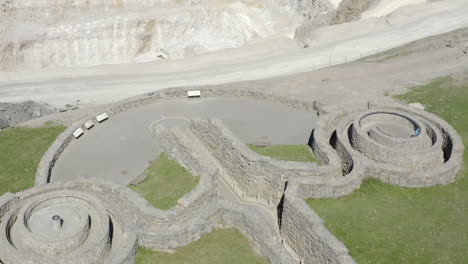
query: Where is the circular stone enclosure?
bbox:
[351,110,443,168]
[0,189,137,264]
[360,111,421,138]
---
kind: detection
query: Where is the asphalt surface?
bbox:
[51,97,316,185]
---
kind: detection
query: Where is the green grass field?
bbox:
[307,74,468,264]
[136,228,268,264]
[129,153,199,210]
[248,144,321,164]
[0,125,65,196]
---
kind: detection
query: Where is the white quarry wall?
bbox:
[0,0,336,70]
[1,5,295,70]
[268,0,334,22]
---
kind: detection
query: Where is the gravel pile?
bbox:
[0,101,54,129]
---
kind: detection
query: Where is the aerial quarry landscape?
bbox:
[0,0,467,263]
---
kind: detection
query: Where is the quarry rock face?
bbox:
[332,0,377,24]
[0,0,336,71]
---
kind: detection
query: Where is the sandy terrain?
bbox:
[360,0,428,19]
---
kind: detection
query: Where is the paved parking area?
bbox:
[51,97,316,185]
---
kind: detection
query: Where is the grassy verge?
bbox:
[129,153,199,210]
[135,228,268,264]
[307,74,468,264]
[0,125,65,195]
[361,49,414,63]
[248,144,321,164]
[358,28,468,64]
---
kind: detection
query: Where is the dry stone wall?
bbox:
[35,87,317,186]
[0,182,139,264]
[180,101,463,263]
[25,87,465,264]
[191,119,287,208]
[149,122,301,262]
[0,178,300,263]
[219,202,298,264]
[150,117,359,263]
[281,184,356,264]
[189,118,363,203]
[151,125,204,177]
[282,100,463,264]
[35,125,76,185]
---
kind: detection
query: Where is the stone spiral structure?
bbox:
[0,186,138,264]
[0,88,464,263]
[147,98,463,264]
[280,101,463,264]
[186,100,463,208]
[0,173,296,263]
[308,100,464,189]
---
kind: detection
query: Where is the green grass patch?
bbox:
[135,228,268,264]
[395,75,468,141]
[307,74,468,264]
[362,49,414,63]
[129,153,199,210]
[0,125,65,195]
[248,144,321,164]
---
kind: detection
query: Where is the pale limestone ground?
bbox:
[1,0,467,108]
[18,26,468,130]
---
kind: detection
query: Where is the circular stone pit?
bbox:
[0,188,137,264]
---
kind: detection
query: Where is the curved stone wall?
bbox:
[0,185,138,264]
[0,178,298,263]
[35,87,316,186]
[189,95,466,204]
[309,100,464,188]
[170,100,463,263]
[27,87,464,264]
[153,117,359,263]
[274,101,464,263]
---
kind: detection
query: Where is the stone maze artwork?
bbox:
[0,88,464,264]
